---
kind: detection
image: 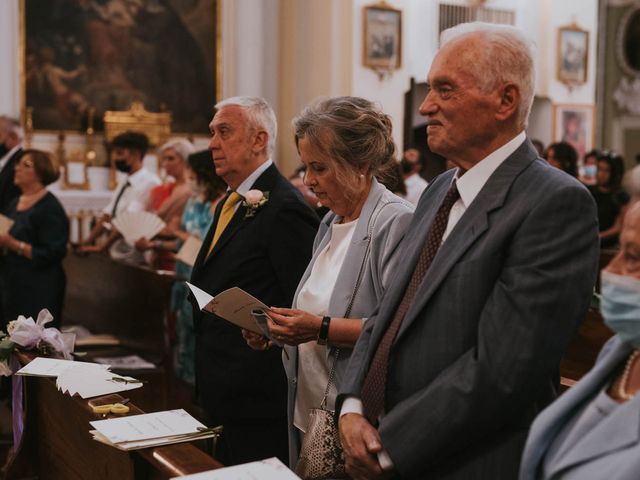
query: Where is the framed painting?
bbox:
[20,0,220,134]
[552,104,595,161]
[363,2,402,71]
[557,24,589,85]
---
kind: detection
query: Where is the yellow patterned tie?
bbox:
[206,191,243,258]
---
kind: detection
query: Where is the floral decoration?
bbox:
[242,189,269,218]
[0,309,76,376]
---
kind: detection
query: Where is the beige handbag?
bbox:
[294,349,347,479]
[295,214,377,479]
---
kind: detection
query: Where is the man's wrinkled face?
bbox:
[208,105,257,188]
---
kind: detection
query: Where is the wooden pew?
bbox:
[559,249,617,388]
[5,353,222,480]
[61,251,182,412]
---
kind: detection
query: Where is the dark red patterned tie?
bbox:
[361,182,460,425]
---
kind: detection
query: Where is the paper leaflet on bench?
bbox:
[186,282,281,345]
[171,457,300,479]
[15,357,144,398]
[90,409,220,451]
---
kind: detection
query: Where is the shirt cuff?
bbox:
[339,397,395,471]
[340,396,364,417]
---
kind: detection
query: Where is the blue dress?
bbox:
[171,197,214,385]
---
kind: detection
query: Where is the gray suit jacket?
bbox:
[283,179,414,465]
[337,139,600,479]
[520,336,640,480]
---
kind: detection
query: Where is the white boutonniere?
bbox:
[242,189,269,218]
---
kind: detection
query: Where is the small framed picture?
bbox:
[363,2,402,71]
[552,104,595,161]
[557,24,589,85]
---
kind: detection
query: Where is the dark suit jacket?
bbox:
[0,148,22,214]
[337,140,600,479]
[190,163,318,422]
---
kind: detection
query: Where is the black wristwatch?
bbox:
[317,316,331,345]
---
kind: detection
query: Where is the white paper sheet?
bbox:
[56,366,144,398]
[93,355,155,370]
[15,357,108,378]
[171,457,301,479]
[175,235,203,267]
[90,409,207,444]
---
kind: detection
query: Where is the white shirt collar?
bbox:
[236,158,273,196]
[0,144,22,171]
[454,131,526,208]
[127,166,154,187]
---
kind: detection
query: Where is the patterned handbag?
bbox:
[294,350,347,479]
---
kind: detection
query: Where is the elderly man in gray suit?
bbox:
[336,22,600,480]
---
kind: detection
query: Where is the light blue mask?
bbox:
[584,165,597,177]
[601,270,640,348]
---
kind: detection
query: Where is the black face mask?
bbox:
[0,143,8,158]
[115,159,132,173]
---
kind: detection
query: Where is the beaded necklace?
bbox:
[618,350,640,401]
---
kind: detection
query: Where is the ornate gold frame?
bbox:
[551,103,595,157]
[363,1,402,75]
[18,0,221,135]
[557,23,589,86]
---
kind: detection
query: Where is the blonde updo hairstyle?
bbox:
[292,96,396,202]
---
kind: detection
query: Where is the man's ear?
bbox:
[495,83,520,122]
[252,130,269,153]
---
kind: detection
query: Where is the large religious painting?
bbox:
[363,2,402,72]
[552,104,595,162]
[21,0,219,134]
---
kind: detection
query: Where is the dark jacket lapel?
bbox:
[395,140,539,342]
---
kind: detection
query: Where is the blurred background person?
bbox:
[0,116,24,214]
[400,147,428,205]
[135,138,194,270]
[623,163,640,208]
[579,149,600,187]
[164,150,226,386]
[78,131,160,263]
[243,96,414,468]
[520,202,640,480]
[545,141,578,178]
[590,151,628,248]
[0,150,68,329]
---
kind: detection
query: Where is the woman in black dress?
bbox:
[0,149,69,328]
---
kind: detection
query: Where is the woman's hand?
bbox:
[267,307,322,346]
[0,234,14,249]
[241,329,272,350]
[134,237,153,251]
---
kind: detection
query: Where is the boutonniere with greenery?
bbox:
[242,189,269,218]
[0,309,76,376]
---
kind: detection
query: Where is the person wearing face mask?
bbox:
[579,149,600,187]
[0,116,24,214]
[520,202,640,480]
[77,131,160,263]
[138,150,223,385]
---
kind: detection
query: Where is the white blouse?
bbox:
[293,219,357,432]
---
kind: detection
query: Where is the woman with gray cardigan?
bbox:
[244,96,414,467]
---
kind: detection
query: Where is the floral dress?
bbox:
[171,197,214,385]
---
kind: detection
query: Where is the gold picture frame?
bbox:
[363,2,402,74]
[19,0,221,135]
[552,103,595,161]
[557,23,589,86]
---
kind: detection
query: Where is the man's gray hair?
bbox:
[159,137,195,161]
[0,116,24,140]
[441,22,536,129]
[215,96,277,157]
